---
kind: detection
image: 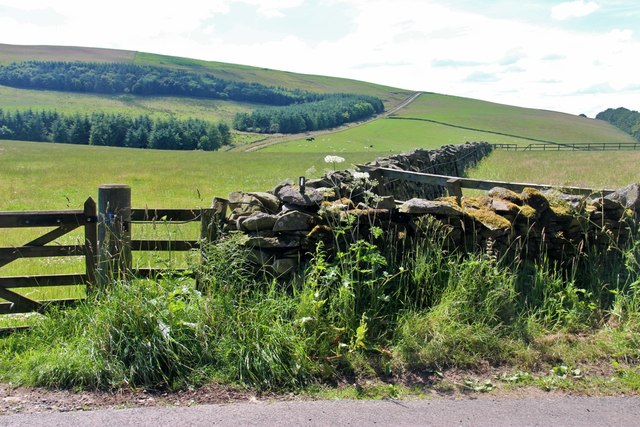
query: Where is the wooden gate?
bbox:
[1,187,229,319]
[0,198,97,314]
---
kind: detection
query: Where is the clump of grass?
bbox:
[394,253,523,370]
[0,278,216,390]
[0,306,114,389]
[214,286,312,389]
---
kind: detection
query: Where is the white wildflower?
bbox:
[352,171,370,180]
[324,155,345,164]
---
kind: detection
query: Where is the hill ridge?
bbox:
[0,43,633,151]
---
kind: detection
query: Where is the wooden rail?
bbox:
[492,142,640,151]
[0,198,97,314]
[130,208,205,257]
[359,166,615,201]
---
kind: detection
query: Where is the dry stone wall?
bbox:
[363,142,493,200]
[220,142,639,275]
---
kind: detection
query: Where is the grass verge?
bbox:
[1,220,639,395]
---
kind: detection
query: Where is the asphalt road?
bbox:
[1,396,639,426]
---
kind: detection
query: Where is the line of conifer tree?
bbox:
[0,61,323,105]
[596,107,640,141]
[232,95,384,133]
[0,109,230,150]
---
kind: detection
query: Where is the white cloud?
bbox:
[606,28,634,42]
[243,0,305,17]
[551,1,600,21]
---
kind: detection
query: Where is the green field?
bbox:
[6,138,638,214]
[393,93,634,144]
[468,150,640,190]
[0,139,380,211]
[263,116,534,154]
[0,85,258,122]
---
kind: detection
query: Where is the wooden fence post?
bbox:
[97,185,131,289]
[83,197,98,290]
[199,197,228,244]
[446,178,463,206]
[367,168,388,197]
[212,197,229,239]
[196,197,228,290]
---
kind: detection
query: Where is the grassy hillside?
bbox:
[0,43,134,64]
[134,52,410,102]
[263,92,633,154]
[392,93,635,144]
[0,85,259,122]
[2,44,627,152]
[0,44,410,108]
[263,113,533,154]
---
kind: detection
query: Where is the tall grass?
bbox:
[1,219,639,392]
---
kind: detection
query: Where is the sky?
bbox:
[0,0,638,117]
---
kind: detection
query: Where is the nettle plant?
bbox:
[299,157,404,354]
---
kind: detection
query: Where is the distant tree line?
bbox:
[0,61,325,105]
[0,109,230,150]
[232,95,384,133]
[0,61,386,135]
[596,107,640,141]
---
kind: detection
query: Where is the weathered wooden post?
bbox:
[199,197,228,244]
[97,184,131,289]
[197,197,228,290]
[366,168,388,197]
[446,178,463,206]
[83,197,98,289]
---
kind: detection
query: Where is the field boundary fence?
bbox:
[358,165,615,206]
[492,142,640,151]
[0,184,228,323]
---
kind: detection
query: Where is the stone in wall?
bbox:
[273,210,317,232]
[276,184,324,208]
[241,212,278,231]
[400,186,636,261]
[606,183,640,214]
[399,199,463,216]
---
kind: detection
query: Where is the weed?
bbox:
[499,370,534,385]
[463,378,494,393]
